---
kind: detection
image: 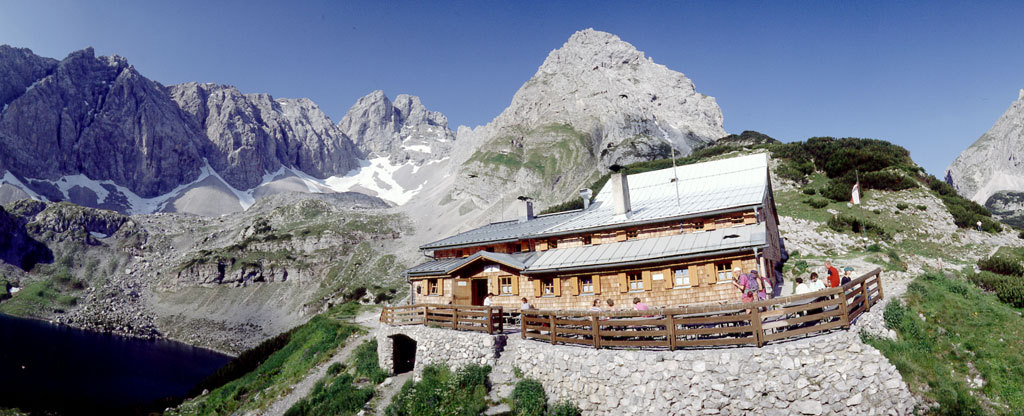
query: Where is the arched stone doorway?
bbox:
[390,334,416,374]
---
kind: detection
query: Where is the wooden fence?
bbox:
[381,268,883,350]
[379,304,504,334]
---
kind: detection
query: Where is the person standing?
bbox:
[841,267,854,286]
[825,260,841,288]
[751,270,768,301]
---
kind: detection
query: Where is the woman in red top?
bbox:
[825,260,841,288]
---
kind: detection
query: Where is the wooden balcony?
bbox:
[381,268,884,349]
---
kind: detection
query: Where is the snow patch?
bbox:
[404,144,432,153]
[1,171,47,201]
[90,232,108,239]
[324,157,424,205]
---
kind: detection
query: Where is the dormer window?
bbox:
[626,229,639,240]
[582,235,592,245]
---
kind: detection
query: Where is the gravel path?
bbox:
[370,372,413,415]
[259,311,381,416]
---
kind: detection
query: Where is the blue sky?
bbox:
[2,0,1022,176]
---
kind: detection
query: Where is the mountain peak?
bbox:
[539,28,644,74]
[1018,88,1023,101]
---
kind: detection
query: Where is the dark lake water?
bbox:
[0,313,232,415]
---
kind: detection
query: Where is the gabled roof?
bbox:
[405,251,540,277]
[419,152,771,251]
[524,223,767,274]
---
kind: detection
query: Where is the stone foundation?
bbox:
[377,324,497,376]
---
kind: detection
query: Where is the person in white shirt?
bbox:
[483,293,493,307]
[807,272,827,292]
[794,277,812,295]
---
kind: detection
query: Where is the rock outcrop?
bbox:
[452,28,725,209]
[0,45,58,110]
[338,90,455,164]
[946,89,1024,205]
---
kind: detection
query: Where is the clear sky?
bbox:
[2,0,1022,176]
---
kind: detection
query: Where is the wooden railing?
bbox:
[380,304,504,334]
[381,268,882,349]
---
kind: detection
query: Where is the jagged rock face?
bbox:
[453,28,726,208]
[170,83,360,190]
[339,90,455,164]
[0,205,53,270]
[0,47,205,197]
[0,45,58,109]
[946,89,1024,204]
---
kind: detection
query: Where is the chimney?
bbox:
[608,166,631,216]
[517,196,534,223]
[579,189,593,210]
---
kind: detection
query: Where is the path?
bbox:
[369,371,413,416]
[260,310,381,416]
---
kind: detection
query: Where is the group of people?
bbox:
[512,296,651,312]
[793,260,855,295]
[731,268,771,303]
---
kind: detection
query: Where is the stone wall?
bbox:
[377,321,915,415]
[377,324,497,376]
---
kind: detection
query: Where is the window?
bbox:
[580,276,594,294]
[694,221,704,230]
[548,239,558,249]
[500,276,513,295]
[582,235,592,245]
[427,279,439,295]
[483,264,500,273]
[674,268,690,287]
[628,272,643,291]
[732,216,744,225]
[542,279,555,295]
[626,229,639,239]
[715,263,733,283]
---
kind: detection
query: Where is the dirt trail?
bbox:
[259,310,381,416]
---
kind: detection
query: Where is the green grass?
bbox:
[385,364,491,416]
[284,340,387,416]
[865,272,1024,415]
[169,316,362,415]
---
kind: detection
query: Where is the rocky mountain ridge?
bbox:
[339,90,456,164]
[946,89,1024,207]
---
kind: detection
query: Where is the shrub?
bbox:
[385,364,491,416]
[978,255,1024,276]
[511,378,547,416]
[916,205,927,211]
[827,214,888,238]
[327,362,345,376]
[1019,231,1024,240]
[802,198,829,209]
[882,299,906,330]
[802,188,817,195]
[896,203,909,211]
[284,373,374,416]
[548,401,582,416]
[821,180,852,202]
[872,209,881,214]
[968,271,1024,308]
[866,243,882,253]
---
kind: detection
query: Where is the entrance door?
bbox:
[453,279,471,305]
[391,334,416,374]
[471,279,489,306]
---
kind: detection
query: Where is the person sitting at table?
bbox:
[794,277,812,295]
[520,297,531,310]
[588,299,602,312]
[483,293,493,307]
[841,267,854,285]
[632,297,649,311]
[807,272,827,292]
[605,298,616,310]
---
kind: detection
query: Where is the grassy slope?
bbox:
[866,272,1024,415]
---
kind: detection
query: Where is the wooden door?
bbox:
[453,278,471,305]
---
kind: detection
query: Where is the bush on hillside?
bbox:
[827,214,888,238]
[968,271,1024,308]
[821,180,853,202]
[385,364,491,416]
[511,379,547,416]
[802,198,829,209]
[548,401,583,416]
[353,340,387,383]
[801,187,817,195]
[896,203,909,211]
[977,255,1024,276]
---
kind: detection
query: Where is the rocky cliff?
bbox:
[946,89,1024,206]
[451,28,725,211]
[339,90,455,164]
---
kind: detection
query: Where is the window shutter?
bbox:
[663,268,673,290]
[439,279,445,295]
[592,274,602,294]
[532,279,542,297]
[538,240,548,251]
[553,278,562,296]
[705,264,718,285]
[489,276,499,296]
[618,272,628,293]
[616,230,627,242]
[511,275,520,295]
[705,220,717,231]
[569,276,580,295]
[642,270,652,291]
[689,265,702,287]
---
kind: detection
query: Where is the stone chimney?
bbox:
[609,167,631,216]
[579,189,593,210]
[518,196,534,223]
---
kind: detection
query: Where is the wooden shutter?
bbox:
[592,274,602,294]
[489,276,499,296]
[663,268,674,291]
[553,278,562,296]
[533,279,542,297]
[705,264,718,285]
[537,240,548,251]
[689,265,701,287]
[618,272,628,293]
[642,270,653,291]
[569,276,580,295]
[705,220,717,231]
[511,275,520,295]
[616,230,627,242]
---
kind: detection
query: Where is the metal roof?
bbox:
[420,210,580,250]
[406,251,540,277]
[524,223,767,274]
[418,152,770,251]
